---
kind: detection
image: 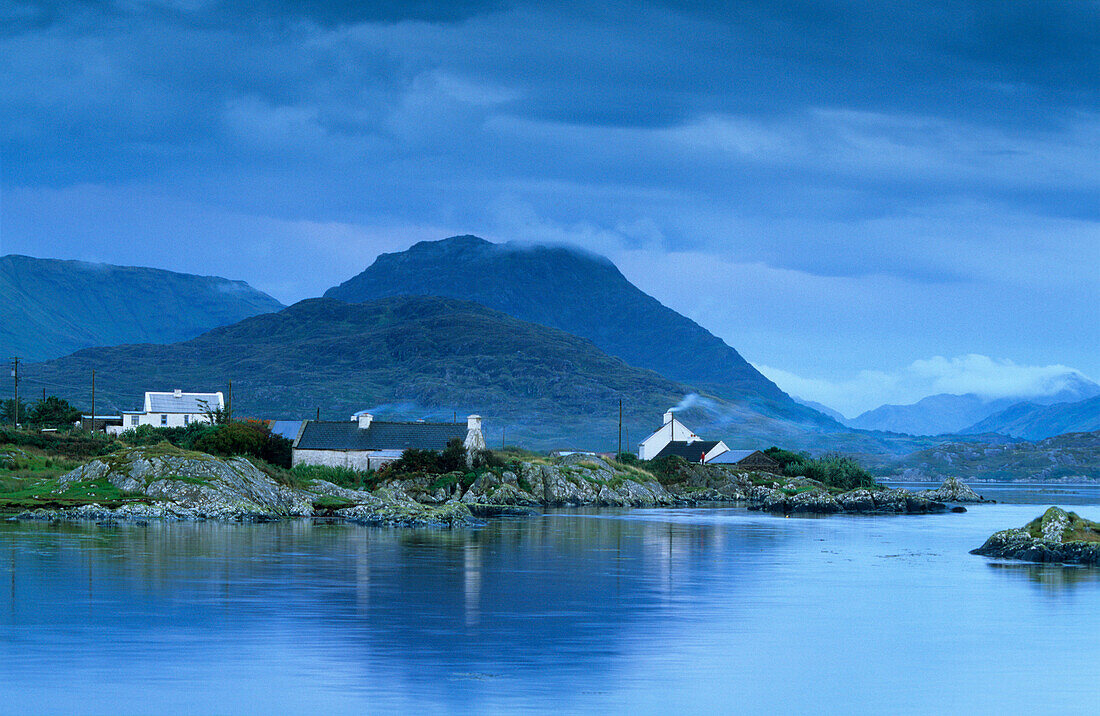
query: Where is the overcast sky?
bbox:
[2,0,1098,416]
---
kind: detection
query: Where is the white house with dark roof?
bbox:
[638,410,729,461]
[121,389,225,429]
[292,413,487,471]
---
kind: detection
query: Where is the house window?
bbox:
[160,415,167,426]
[130,415,139,426]
[184,414,190,426]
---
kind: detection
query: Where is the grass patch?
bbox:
[0,473,145,513]
[1025,509,1100,543]
[312,495,355,511]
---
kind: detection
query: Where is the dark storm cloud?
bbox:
[2,0,1099,391]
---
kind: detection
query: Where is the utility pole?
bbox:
[9,358,19,427]
[90,369,95,433]
[226,379,233,423]
[501,427,506,451]
[618,398,623,457]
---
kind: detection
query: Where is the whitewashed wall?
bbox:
[292,449,400,471]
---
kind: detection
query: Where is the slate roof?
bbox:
[707,449,777,466]
[147,392,223,414]
[269,421,303,441]
[652,440,722,462]
[294,420,468,452]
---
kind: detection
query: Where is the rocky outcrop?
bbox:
[971,507,1100,565]
[14,445,477,528]
[57,446,313,519]
[747,484,946,515]
[449,461,682,508]
[0,447,28,469]
[918,477,988,503]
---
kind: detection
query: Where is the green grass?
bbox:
[0,473,146,512]
[1025,509,1100,543]
[311,495,355,511]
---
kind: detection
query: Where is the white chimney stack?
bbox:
[467,414,482,432]
[174,389,182,398]
[356,413,373,429]
[664,410,674,425]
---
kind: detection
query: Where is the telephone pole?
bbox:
[226,379,233,423]
[90,369,96,433]
[618,398,623,457]
[9,357,19,426]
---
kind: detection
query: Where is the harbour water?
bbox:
[2,485,1098,714]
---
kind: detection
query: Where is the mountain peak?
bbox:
[324,236,838,429]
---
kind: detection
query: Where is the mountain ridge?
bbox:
[324,235,838,430]
[26,295,918,453]
[1,254,284,361]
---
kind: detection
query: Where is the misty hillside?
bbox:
[962,395,1100,441]
[848,375,1100,436]
[324,235,837,429]
[0,255,284,361]
[26,296,913,452]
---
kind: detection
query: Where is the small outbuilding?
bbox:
[705,449,780,471]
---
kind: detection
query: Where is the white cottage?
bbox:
[637,410,730,462]
[292,413,487,471]
[121,389,225,429]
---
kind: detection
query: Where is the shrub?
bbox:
[782,453,877,491]
[615,452,639,465]
[439,438,468,473]
[648,454,688,484]
[764,446,810,470]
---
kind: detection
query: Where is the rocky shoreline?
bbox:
[971,506,1100,565]
[6,448,989,528]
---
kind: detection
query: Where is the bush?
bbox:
[648,454,688,484]
[385,439,476,475]
[782,453,877,491]
[120,420,293,468]
[28,397,82,429]
[764,446,810,470]
[615,452,639,465]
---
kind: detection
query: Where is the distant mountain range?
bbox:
[963,395,1100,440]
[26,296,879,451]
[846,374,1100,437]
[1,255,284,361]
[324,235,835,430]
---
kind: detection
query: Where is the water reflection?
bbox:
[3,501,1100,713]
[988,561,1100,591]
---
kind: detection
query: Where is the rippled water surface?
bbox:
[2,485,1099,714]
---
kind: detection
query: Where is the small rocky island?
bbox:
[6,444,989,527]
[971,507,1100,565]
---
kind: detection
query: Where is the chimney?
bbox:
[663,410,674,425]
[464,415,486,463]
[173,389,182,398]
[356,413,373,430]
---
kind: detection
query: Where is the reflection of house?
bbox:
[121,389,224,429]
[706,449,780,471]
[292,413,487,471]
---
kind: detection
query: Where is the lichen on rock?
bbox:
[971,506,1100,565]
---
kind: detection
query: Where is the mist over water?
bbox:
[2,488,1099,714]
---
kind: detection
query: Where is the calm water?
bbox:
[2,485,1099,714]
